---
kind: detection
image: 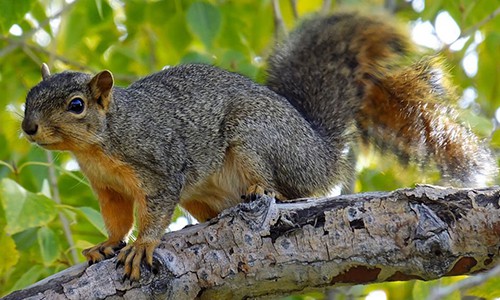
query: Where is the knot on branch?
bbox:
[222,195,279,232]
[410,202,452,257]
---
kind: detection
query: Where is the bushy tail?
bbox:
[266,12,497,187]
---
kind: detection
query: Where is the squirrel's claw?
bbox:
[116,239,159,281]
[121,273,129,284]
[83,240,126,265]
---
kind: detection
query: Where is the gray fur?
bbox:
[23,64,345,226]
[23,12,496,260]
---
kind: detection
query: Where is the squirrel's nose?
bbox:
[22,119,39,136]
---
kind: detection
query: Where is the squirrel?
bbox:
[22,12,497,281]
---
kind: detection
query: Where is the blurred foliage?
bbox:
[0,0,499,298]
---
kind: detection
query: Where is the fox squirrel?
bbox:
[22,12,497,280]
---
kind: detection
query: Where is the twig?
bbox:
[0,1,77,58]
[45,151,79,264]
[321,0,332,15]
[271,0,287,41]
[384,0,397,14]
[427,263,500,300]
[22,44,43,66]
[461,6,500,39]
[3,35,92,70]
[43,2,79,264]
[0,160,15,173]
[442,6,500,51]
[8,36,138,82]
[290,0,299,20]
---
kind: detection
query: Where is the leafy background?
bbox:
[1,0,499,298]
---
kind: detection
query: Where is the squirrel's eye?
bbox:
[68,98,85,114]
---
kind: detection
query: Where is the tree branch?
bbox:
[290,0,299,20]
[45,151,79,264]
[271,0,287,41]
[460,6,500,40]
[0,1,77,59]
[321,0,332,15]
[441,6,500,51]
[3,185,500,300]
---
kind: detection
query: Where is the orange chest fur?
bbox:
[74,147,143,199]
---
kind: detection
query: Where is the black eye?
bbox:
[68,98,85,114]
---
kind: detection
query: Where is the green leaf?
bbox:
[412,276,431,299]
[491,130,500,148]
[12,227,38,251]
[0,179,57,235]
[180,51,214,65]
[0,233,19,276]
[77,206,107,236]
[420,0,444,21]
[476,32,500,115]
[186,1,222,49]
[60,207,77,225]
[413,278,462,300]
[37,227,59,265]
[10,265,45,293]
[29,1,49,34]
[0,0,32,34]
[75,239,95,251]
[164,13,193,56]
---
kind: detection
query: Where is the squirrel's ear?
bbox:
[41,63,51,80]
[89,70,114,110]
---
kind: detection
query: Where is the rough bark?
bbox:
[4,185,500,300]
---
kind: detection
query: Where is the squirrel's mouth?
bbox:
[36,142,52,147]
[36,142,65,151]
[36,138,75,151]
[25,136,60,150]
[32,140,53,148]
[23,128,65,149]
[35,141,61,150]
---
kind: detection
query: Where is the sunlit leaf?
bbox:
[75,239,96,251]
[0,233,19,276]
[466,276,500,298]
[0,179,57,235]
[413,278,462,300]
[476,32,500,114]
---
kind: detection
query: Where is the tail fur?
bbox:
[267,12,497,187]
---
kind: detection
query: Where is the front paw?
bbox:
[116,239,159,281]
[83,240,126,265]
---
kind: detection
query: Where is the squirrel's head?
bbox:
[22,63,114,152]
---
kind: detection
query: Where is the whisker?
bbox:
[53,152,63,161]
[5,104,24,119]
[7,110,24,120]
